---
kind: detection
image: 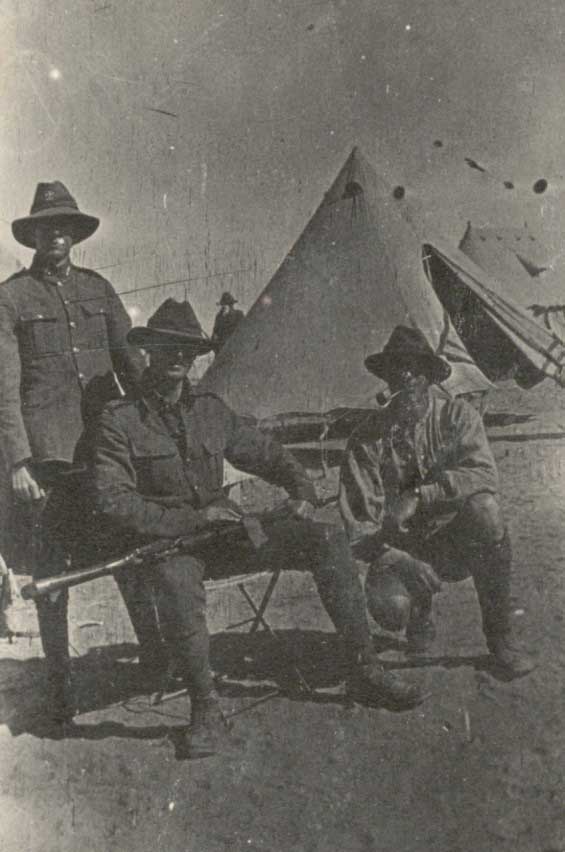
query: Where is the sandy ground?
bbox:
[1,380,565,852]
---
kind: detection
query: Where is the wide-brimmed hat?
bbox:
[365,326,451,384]
[12,181,100,249]
[127,298,213,354]
[217,291,237,306]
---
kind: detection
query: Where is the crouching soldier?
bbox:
[339,325,534,680]
[88,300,425,757]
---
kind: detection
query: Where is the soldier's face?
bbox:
[34,222,74,264]
[148,345,196,382]
[384,362,430,418]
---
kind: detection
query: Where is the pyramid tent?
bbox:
[414,218,565,387]
[458,223,565,348]
[199,147,491,420]
[459,224,565,306]
[460,225,556,278]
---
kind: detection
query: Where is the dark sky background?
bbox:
[1,0,564,330]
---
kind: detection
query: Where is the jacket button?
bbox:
[69,321,76,328]
[78,373,85,381]
[63,299,70,305]
[72,346,80,353]
[56,281,63,287]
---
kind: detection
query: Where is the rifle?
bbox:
[20,516,268,601]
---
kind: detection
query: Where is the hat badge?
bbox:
[43,189,55,202]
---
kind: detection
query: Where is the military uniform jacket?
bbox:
[0,262,144,468]
[91,381,316,540]
[339,387,499,544]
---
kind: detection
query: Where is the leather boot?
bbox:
[472,530,535,679]
[487,635,535,679]
[346,650,427,709]
[181,693,229,758]
[35,590,76,724]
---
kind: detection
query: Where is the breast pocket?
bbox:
[131,449,183,496]
[19,313,62,357]
[79,303,110,353]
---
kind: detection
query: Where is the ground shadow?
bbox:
[1,629,497,741]
[0,642,167,737]
[211,628,489,685]
[391,651,489,671]
[210,629,493,710]
[211,628,346,692]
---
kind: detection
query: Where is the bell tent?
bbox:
[199,147,491,420]
[424,224,565,387]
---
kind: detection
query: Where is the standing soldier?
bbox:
[0,181,156,723]
[211,291,244,353]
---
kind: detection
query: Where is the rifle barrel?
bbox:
[20,520,252,601]
[20,541,173,600]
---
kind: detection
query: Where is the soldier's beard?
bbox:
[392,386,430,424]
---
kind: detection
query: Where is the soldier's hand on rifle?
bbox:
[201,504,243,525]
[12,464,45,503]
[268,499,315,522]
[286,499,315,521]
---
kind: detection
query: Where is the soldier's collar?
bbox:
[140,372,193,413]
[30,258,72,280]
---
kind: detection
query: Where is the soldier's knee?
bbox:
[321,523,350,552]
[315,524,354,569]
[365,570,411,632]
[465,493,505,544]
[159,555,205,597]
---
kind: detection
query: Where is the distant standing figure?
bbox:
[211,291,244,353]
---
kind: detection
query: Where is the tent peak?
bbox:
[199,150,490,418]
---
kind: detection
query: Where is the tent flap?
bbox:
[432,245,565,387]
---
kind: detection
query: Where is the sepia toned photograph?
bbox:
[0,1,564,850]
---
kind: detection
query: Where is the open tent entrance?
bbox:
[422,244,544,389]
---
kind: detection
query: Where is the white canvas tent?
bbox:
[423,224,565,387]
[200,147,491,420]
[459,223,565,352]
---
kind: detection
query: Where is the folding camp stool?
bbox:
[151,567,313,706]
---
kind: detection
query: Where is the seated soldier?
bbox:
[88,300,426,758]
[339,325,535,680]
[36,373,164,728]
